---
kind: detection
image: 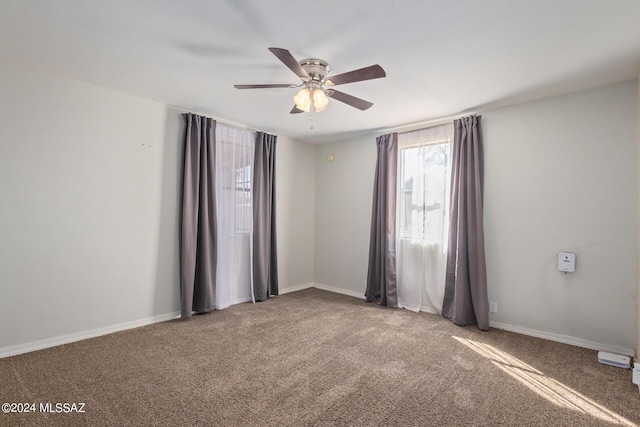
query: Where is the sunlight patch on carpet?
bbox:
[452,336,636,427]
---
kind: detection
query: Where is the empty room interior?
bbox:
[1,1,640,425]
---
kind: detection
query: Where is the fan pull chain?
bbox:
[309,95,315,130]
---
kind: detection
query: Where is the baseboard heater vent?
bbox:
[597,351,631,369]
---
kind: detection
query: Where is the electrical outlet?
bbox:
[489,301,498,313]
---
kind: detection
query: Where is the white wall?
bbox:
[637,73,640,360]
[313,80,638,354]
[484,80,638,353]
[276,135,316,290]
[0,62,181,351]
[0,62,315,354]
[314,136,377,294]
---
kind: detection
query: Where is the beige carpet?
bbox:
[1,288,639,426]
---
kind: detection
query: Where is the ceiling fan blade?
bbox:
[325,64,386,86]
[268,47,309,80]
[328,90,373,111]
[234,84,297,89]
[290,106,304,114]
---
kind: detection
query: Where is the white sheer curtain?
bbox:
[396,123,453,313]
[214,124,256,309]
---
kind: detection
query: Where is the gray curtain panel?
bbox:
[442,115,489,330]
[252,132,279,301]
[365,133,398,308]
[180,113,218,319]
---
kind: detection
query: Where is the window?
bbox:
[395,123,453,313]
[214,123,256,309]
[215,128,255,236]
[398,138,451,245]
[233,163,252,234]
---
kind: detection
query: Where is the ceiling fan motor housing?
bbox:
[299,58,330,84]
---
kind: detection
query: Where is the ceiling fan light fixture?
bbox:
[313,89,329,111]
[293,88,311,112]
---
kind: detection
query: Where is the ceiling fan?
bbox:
[234,47,386,115]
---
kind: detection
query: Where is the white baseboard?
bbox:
[5,283,634,362]
[310,283,442,317]
[1,288,308,359]
[489,320,636,357]
[0,311,180,359]
[312,283,366,300]
[284,283,637,358]
[279,282,365,300]
[279,282,315,294]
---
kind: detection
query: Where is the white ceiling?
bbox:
[2,0,640,144]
